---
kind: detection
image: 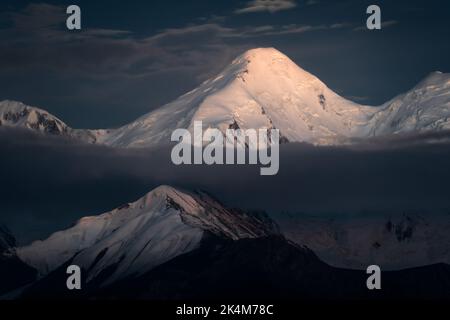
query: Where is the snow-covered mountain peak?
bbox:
[236,47,324,86]
[113,184,276,240]
[2,49,450,147]
[367,71,450,136]
[104,47,375,147]
[0,100,110,143]
[16,185,276,284]
[0,100,69,135]
[101,49,450,146]
[240,47,285,59]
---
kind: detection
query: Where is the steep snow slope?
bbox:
[103,48,375,147]
[100,48,450,147]
[0,100,108,143]
[16,185,276,285]
[274,212,450,270]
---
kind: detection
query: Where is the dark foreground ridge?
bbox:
[17,234,450,300]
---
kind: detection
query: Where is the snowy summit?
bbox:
[1,48,450,147]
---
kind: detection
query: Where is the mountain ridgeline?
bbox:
[1,48,450,147]
[0,185,448,300]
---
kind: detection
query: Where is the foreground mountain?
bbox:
[0,185,448,300]
[16,185,277,285]
[1,48,450,147]
[16,235,450,300]
[103,236,450,300]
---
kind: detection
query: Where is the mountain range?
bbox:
[15,186,277,281]
[1,48,450,147]
[1,48,450,300]
[1,185,449,299]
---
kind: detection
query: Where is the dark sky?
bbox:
[1,0,450,128]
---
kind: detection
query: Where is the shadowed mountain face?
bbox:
[1,185,447,301]
[112,236,450,301]
[18,235,450,300]
[0,227,37,296]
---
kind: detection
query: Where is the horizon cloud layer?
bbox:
[1,128,450,244]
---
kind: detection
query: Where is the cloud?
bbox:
[0,3,352,78]
[330,22,352,29]
[263,24,326,35]
[0,4,231,76]
[0,4,138,75]
[0,2,407,131]
[381,20,399,28]
[3,3,65,31]
[235,0,297,14]
[353,20,399,31]
[2,128,450,244]
[222,22,352,38]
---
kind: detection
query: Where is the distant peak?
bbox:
[0,100,27,109]
[149,185,185,196]
[241,47,286,59]
[141,185,194,210]
[237,47,292,66]
[229,47,319,85]
[0,100,47,115]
